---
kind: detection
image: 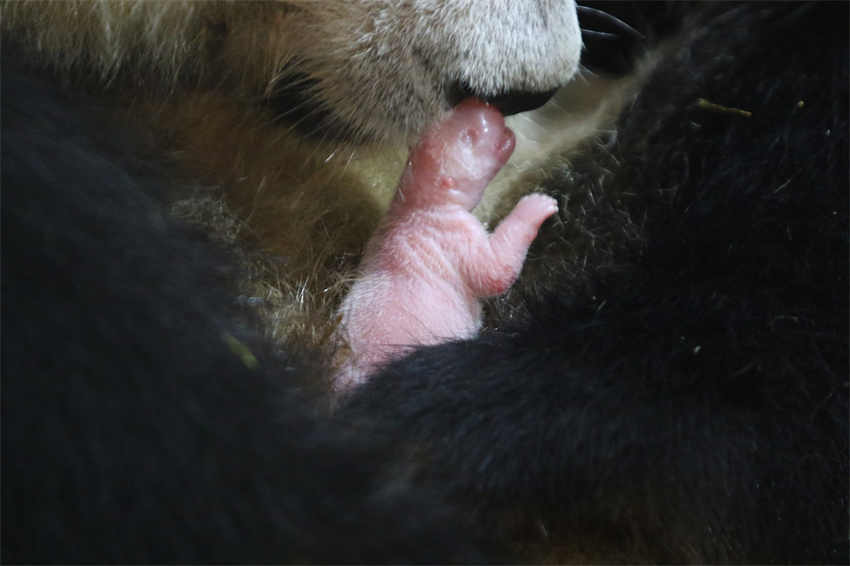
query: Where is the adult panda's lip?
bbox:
[447,82,559,116]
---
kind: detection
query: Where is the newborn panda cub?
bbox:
[337,99,558,388]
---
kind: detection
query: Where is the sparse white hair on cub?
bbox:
[4,0,581,141]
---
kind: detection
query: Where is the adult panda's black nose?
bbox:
[448,82,559,116]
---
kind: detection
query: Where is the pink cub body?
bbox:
[337,99,558,388]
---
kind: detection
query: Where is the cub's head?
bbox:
[4,0,581,141]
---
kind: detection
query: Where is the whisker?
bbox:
[577,5,645,40]
[581,29,619,41]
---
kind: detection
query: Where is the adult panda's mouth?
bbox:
[269,75,561,143]
[447,82,560,117]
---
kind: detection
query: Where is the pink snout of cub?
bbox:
[394,98,517,211]
[336,99,558,389]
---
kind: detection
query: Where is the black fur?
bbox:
[3,2,848,563]
[1,69,488,563]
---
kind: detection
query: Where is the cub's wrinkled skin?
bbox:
[337,100,558,388]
